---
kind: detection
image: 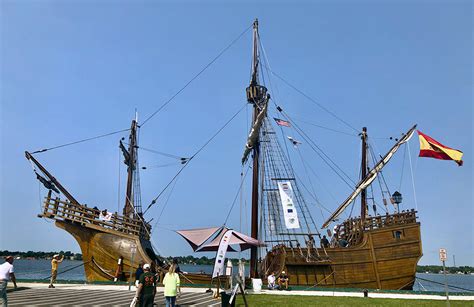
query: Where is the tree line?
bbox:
[0,250,83,260]
[416,265,473,274]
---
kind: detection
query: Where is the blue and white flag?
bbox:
[212,229,234,278]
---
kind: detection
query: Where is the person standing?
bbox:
[135,264,156,307]
[163,264,180,307]
[49,254,64,288]
[0,256,17,306]
[135,262,144,287]
[320,235,330,248]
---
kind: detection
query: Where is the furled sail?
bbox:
[321,124,417,228]
[241,97,269,164]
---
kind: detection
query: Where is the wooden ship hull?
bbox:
[38,193,223,286]
[262,211,422,290]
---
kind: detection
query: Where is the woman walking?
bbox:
[162,264,180,307]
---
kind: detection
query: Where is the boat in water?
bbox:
[26,19,422,290]
[25,120,223,285]
[240,20,421,290]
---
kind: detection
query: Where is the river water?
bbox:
[9,259,473,293]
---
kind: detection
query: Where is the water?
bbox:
[9,260,474,293]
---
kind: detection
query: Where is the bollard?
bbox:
[363,289,368,298]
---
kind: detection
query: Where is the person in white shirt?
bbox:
[267,272,277,290]
[0,256,18,306]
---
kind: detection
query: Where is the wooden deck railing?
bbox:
[337,209,418,246]
[39,195,150,239]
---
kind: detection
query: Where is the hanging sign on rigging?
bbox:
[277,181,300,229]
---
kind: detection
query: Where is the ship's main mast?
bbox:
[246,19,268,278]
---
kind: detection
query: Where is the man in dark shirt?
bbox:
[320,235,330,248]
[135,262,144,287]
[278,271,289,290]
[135,264,156,307]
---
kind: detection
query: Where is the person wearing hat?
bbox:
[135,263,156,307]
[278,270,289,290]
[49,254,64,288]
[0,256,17,306]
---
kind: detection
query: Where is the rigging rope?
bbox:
[136,146,186,160]
[261,64,359,134]
[416,276,474,292]
[30,128,130,154]
[152,177,179,234]
[143,103,247,214]
[277,108,356,189]
[292,117,358,137]
[407,140,419,211]
[399,143,407,191]
[140,23,253,127]
[42,261,90,280]
[223,165,251,225]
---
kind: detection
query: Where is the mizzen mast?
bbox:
[360,127,368,221]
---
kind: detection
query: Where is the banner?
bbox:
[277,182,300,229]
[212,229,233,278]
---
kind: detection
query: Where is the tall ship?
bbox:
[25,119,220,284]
[241,20,422,290]
[26,19,422,290]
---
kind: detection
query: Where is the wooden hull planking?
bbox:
[56,220,222,286]
[263,222,422,290]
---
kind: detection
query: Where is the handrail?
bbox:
[336,210,418,245]
[40,196,149,238]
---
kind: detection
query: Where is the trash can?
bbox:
[220,291,236,307]
[251,278,262,292]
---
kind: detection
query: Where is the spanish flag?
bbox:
[418,131,463,166]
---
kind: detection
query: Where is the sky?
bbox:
[1,0,472,266]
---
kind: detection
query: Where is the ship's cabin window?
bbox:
[393,230,403,240]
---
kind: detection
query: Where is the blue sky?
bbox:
[1,0,472,266]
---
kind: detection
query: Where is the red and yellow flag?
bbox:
[418,131,463,166]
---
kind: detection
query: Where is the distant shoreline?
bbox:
[2,250,473,274]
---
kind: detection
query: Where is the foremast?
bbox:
[121,118,142,218]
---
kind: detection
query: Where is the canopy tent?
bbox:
[176,226,265,252]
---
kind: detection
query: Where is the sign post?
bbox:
[129,244,137,291]
[439,248,449,307]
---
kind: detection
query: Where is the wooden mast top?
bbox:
[123,119,138,217]
[360,127,368,221]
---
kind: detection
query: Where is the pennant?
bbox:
[418,131,463,166]
[273,118,291,127]
[287,136,302,148]
[212,229,233,278]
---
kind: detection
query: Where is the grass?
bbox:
[234,294,471,306]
